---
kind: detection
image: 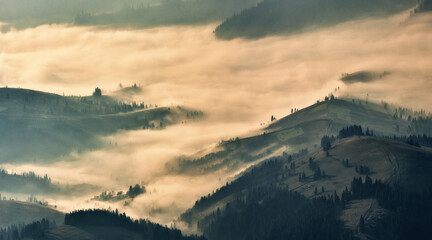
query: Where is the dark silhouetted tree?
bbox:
[93,87,102,97]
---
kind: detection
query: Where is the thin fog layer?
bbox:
[1,11,432,120]
[1,122,256,225]
[0,10,432,226]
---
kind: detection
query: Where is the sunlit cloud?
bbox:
[0,10,431,227]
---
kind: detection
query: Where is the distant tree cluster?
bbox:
[92,87,102,97]
[76,96,150,115]
[93,184,146,202]
[324,93,335,102]
[0,219,53,240]
[127,184,146,198]
[385,134,432,148]
[0,169,59,194]
[339,125,364,138]
[65,209,205,240]
[379,102,432,135]
[27,195,48,206]
[408,116,432,136]
[320,135,334,152]
[186,111,204,119]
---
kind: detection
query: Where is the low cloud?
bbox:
[340,71,390,84]
[0,10,432,227]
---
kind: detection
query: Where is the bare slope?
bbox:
[0,200,64,228]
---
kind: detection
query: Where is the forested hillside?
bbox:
[215,0,416,39]
[180,130,432,238]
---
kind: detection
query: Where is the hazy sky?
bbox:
[1,9,432,228]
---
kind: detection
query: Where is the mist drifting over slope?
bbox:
[1,9,432,226]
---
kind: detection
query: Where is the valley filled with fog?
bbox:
[1,8,432,231]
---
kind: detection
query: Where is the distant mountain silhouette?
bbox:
[215,0,415,39]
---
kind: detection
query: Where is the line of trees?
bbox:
[65,209,205,240]
[0,169,60,194]
[389,134,432,148]
[92,184,146,202]
[338,125,374,139]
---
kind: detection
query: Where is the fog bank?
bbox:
[1,10,432,226]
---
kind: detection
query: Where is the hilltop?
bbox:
[169,97,431,175]
[0,169,99,196]
[176,96,432,239]
[0,87,201,163]
[0,200,64,228]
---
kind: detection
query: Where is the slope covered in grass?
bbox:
[0,200,64,228]
[0,88,199,163]
[171,98,429,175]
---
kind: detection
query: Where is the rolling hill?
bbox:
[0,87,200,163]
[0,168,99,196]
[180,135,432,239]
[176,96,432,239]
[170,97,430,175]
[0,200,64,228]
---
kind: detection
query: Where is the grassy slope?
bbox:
[0,200,64,228]
[173,98,415,175]
[181,136,432,229]
[0,88,193,163]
